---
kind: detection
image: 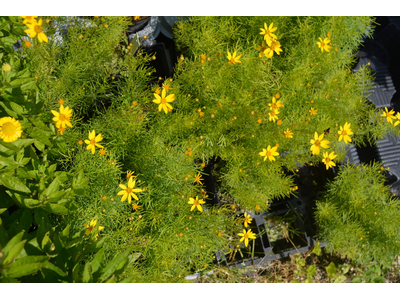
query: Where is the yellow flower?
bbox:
[264,39,282,58]
[380,107,396,124]
[84,219,104,236]
[260,22,278,43]
[58,99,64,105]
[322,151,337,170]
[153,87,175,114]
[310,132,330,155]
[155,87,161,95]
[24,41,31,47]
[0,117,23,143]
[132,203,141,211]
[338,122,353,144]
[309,107,317,116]
[243,212,253,228]
[126,170,136,179]
[255,204,261,210]
[268,110,279,122]
[51,104,73,129]
[255,40,268,58]
[394,112,400,127]
[99,148,107,155]
[259,145,279,162]
[188,196,205,212]
[84,130,104,154]
[227,51,242,64]
[57,126,66,135]
[194,172,204,185]
[78,140,83,145]
[21,16,38,24]
[284,128,293,138]
[238,229,256,247]
[24,18,48,43]
[317,37,331,52]
[2,63,12,72]
[162,81,172,93]
[268,96,283,111]
[118,177,143,204]
[277,120,283,125]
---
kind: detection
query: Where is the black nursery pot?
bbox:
[127,17,150,35]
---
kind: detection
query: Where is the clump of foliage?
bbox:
[315,162,400,267]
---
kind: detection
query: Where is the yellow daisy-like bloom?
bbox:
[188,196,206,212]
[264,39,282,58]
[153,87,175,114]
[284,128,293,138]
[309,107,317,116]
[243,212,253,228]
[194,172,204,185]
[99,148,107,155]
[126,170,136,179]
[227,51,242,64]
[268,110,279,122]
[380,107,396,124]
[2,63,12,72]
[118,177,143,204]
[260,22,278,43]
[255,40,268,58]
[338,122,353,144]
[21,16,38,24]
[394,112,400,127]
[310,132,330,155]
[268,96,283,111]
[162,81,172,93]
[57,126,66,135]
[84,219,104,236]
[259,145,279,162]
[322,151,338,170]
[317,37,331,52]
[238,228,256,247]
[132,203,141,211]
[51,104,73,129]
[24,18,48,43]
[0,117,23,143]
[58,99,64,105]
[84,130,104,155]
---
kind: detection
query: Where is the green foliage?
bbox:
[315,162,400,265]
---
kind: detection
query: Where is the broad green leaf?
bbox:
[3,240,27,265]
[45,191,68,203]
[0,101,18,118]
[0,139,20,151]
[0,156,22,167]
[60,224,70,240]
[90,248,105,275]
[9,255,49,268]
[351,277,362,283]
[101,247,133,282]
[334,275,347,283]
[33,140,45,152]
[325,262,337,279]
[10,78,35,89]
[0,174,31,193]
[105,274,116,283]
[42,261,67,278]
[372,276,386,283]
[12,139,34,149]
[27,127,52,147]
[307,265,316,277]
[43,203,69,215]
[43,177,61,197]
[22,198,42,209]
[2,231,24,254]
[72,262,82,282]
[0,208,6,214]
[9,101,26,115]
[82,261,93,283]
[17,167,33,180]
[6,262,46,278]
[312,241,321,256]
[305,276,313,283]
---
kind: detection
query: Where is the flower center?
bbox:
[266,151,272,157]
[126,187,133,194]
[342,130,347,136]
[34,25,43,34]
[59,114,67,121]
[161,98,167,104]
[271,103,277,110]
[325,157,331,163]
[2,122,16,136]
[321,42,325,47]
[270,43,276,51]
[90,139,96,145]
[314,140,321,147]
[244,233,249,239]
[266,30,271,35]
[194,200,199,206]
[230,58,236,64]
